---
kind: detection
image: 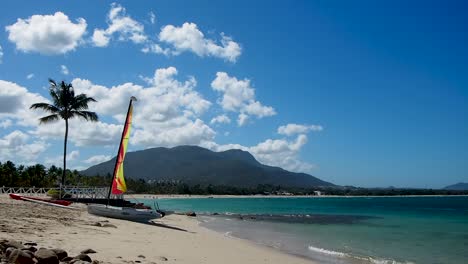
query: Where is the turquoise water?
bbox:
[141,197,468,264]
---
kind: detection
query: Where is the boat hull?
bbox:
[87,204,162,222]
[9,193,72,206]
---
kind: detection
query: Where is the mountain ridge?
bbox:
[81,145,334,188]
[444,182,468,190]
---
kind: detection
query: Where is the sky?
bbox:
[0,0,467,188]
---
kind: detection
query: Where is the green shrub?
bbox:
[47,189,72,199]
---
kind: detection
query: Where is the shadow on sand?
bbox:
[144,220,194,233]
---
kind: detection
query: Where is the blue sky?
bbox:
[0,0,466,188]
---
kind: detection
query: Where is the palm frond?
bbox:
[30,103,60,113]
[71,94,97,110]
[49,88,62,108]
[38,114,60,124]
[72,110,99,122]
[49,79,57,87]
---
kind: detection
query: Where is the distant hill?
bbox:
[444,182,468,190]
[81,145,334,188]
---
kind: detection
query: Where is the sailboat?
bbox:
[87,97,164,222]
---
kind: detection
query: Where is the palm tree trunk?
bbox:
[62,119,68,187]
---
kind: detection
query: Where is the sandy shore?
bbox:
[0,195,315,264]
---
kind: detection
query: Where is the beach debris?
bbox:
[51,248,68,260]
[34,248,59,264]
[185,211,197,217]
[74,253,92,262]
[7,249,34,264]
[101,223,117,228]
[0,240,101,264]
[3,240,24,249]
[158,256,168,261]
[5,247,15,257]
[137,255,145,258]
[80,249,97,254]
[23,246,37,253]
[62,256,74,262]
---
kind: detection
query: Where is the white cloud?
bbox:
[211,72,275,126]
[69,150,80,160]
[158,22,241,62]
[141,43,171,56]
[26,74,34,79]
[205,133,314,173]
[92,3,147,47]
[0,80,50,127]
[210,114,231,125]
[149,11,156,24]
[0,45,3,63]
[0,119,13,128]
[61,65,69,75]
[0,130,48,163]
[237,113,248,126]
[44,150,80,167]
[70,66,214,148]
[6,12,87,55]
[84,155,111,164]
[278,123,323,136]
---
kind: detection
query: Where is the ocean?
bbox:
[140,196,468,264]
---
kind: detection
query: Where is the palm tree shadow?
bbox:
[143,220,195,233]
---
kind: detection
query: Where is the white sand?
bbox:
[0,195,316,264]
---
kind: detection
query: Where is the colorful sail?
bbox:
[111,98,135,194]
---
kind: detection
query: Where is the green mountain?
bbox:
[444,182,468,190]
[81,145,334,187]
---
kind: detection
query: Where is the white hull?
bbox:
[87,204,162,222]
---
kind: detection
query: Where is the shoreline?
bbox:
[0,194,317,264]
[130,193,468,199]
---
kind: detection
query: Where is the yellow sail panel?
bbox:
[111,103,133,194]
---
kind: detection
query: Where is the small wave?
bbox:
[307,245,348,257]
[308,246,414,264]
[224,231,233,237]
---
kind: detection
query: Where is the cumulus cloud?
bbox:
[0,80,49,127]
[92,3,147,47]
[141,43,171,56]
[70,66,214,148]
[44,150,81,167]
[204,133,314,173]
[211,72,275,126]
[5,12,87,55]
[0,119,13,128]
[210,114,231,125]
[155,22,241,62]
[278,123,323,136]
[61,65,69,75]
[0,130,48,163]
[84,155,111,164]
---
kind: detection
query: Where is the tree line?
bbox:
[2,160,468,196]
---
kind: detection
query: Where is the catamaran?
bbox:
[87,97,164,222]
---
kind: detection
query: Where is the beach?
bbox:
[0,195,315,264]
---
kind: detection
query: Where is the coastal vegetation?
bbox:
[1,160,467,196]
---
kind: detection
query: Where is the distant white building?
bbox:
[314,191,322,196]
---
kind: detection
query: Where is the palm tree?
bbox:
[30,79,98,188]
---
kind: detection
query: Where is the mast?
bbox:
[106,96,137,205]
